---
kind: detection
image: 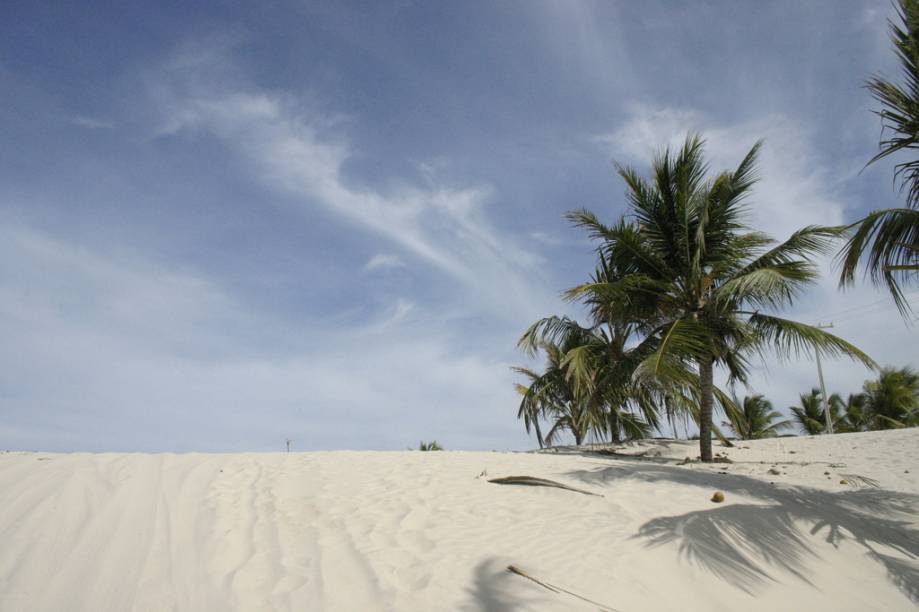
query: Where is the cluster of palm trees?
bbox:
[515,1,919,461]
[787,366,919,435]
[515,136,873,461]
[722,366,919,439]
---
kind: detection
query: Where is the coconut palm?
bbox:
[514,368,548,448]
[568,136,875,461]
[514,336,603,447]
[790,388,832,435]
[517,318,661,445]
[517,253,666,445]
[862,366,919,429]
[839,0,919,313]
[831,392,870,433]
[515,314,666,447]
[723,394,791,440]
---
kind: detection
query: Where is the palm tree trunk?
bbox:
[609,409,621,443]
[699,356,714,462]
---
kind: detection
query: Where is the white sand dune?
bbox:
[1,428,918,611]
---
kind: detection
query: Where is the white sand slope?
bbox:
[1,428,918,611]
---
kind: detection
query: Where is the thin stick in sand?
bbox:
[506,565,619,611]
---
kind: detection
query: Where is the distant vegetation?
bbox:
[787,367,919,435]
[417,441,443,451]
[513,1,919,460]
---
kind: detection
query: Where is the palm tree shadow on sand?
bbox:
[564,462,919,602]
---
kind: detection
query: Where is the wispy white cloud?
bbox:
[71,115,115,129]
[365,253,405,271]
[144,45,555,323]
[528,231,564,247]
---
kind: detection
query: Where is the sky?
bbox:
[1,1,916,452]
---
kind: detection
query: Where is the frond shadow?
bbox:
[871,551,919,605]
[564,462,919,599]
[461,559,541,612]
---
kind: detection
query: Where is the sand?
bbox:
[1,428,917,611]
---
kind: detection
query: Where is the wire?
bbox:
[804,290,919,326]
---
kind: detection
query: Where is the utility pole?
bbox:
[815,323,834,434]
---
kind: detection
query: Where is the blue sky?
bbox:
[1,1,916,451]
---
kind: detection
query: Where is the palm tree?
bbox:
[839,0,919,313]
[518,253,665,445]
[517,319,661,445]
[514,368,547,448]
[518,245,710,446]
[514,337,603,447]
[862,366,919,429]
[831,392,870,433]
[568,136,875,461]
[418,441,443,451]
[723,394,792,440]
[790,388,831,435]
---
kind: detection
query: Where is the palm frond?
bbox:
[746,313,877,369]
[845,0,919,313]
[838,207,919,315]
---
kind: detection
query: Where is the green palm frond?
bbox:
[716,262,820,310]
[722,394,792,439]
[746,313,876,368]
[559,343,602,396]
[517,316,594,356]
[840,1,919,312]
[838,207,919,314]
[561,275,665,309]
[836,392,870,432]
[565,209,617,242]
[865,0,919,204]
[862,365,919,429]
[643,319,711,376]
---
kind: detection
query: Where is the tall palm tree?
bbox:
[862,366,919,429]
[831,392,870,433]
[839,0,919,313]
[790,388,831,435]
[723,394,791,440]
[569,136,875,461]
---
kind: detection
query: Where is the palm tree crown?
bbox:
[790,388,835,436]
[724,394,791,440]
